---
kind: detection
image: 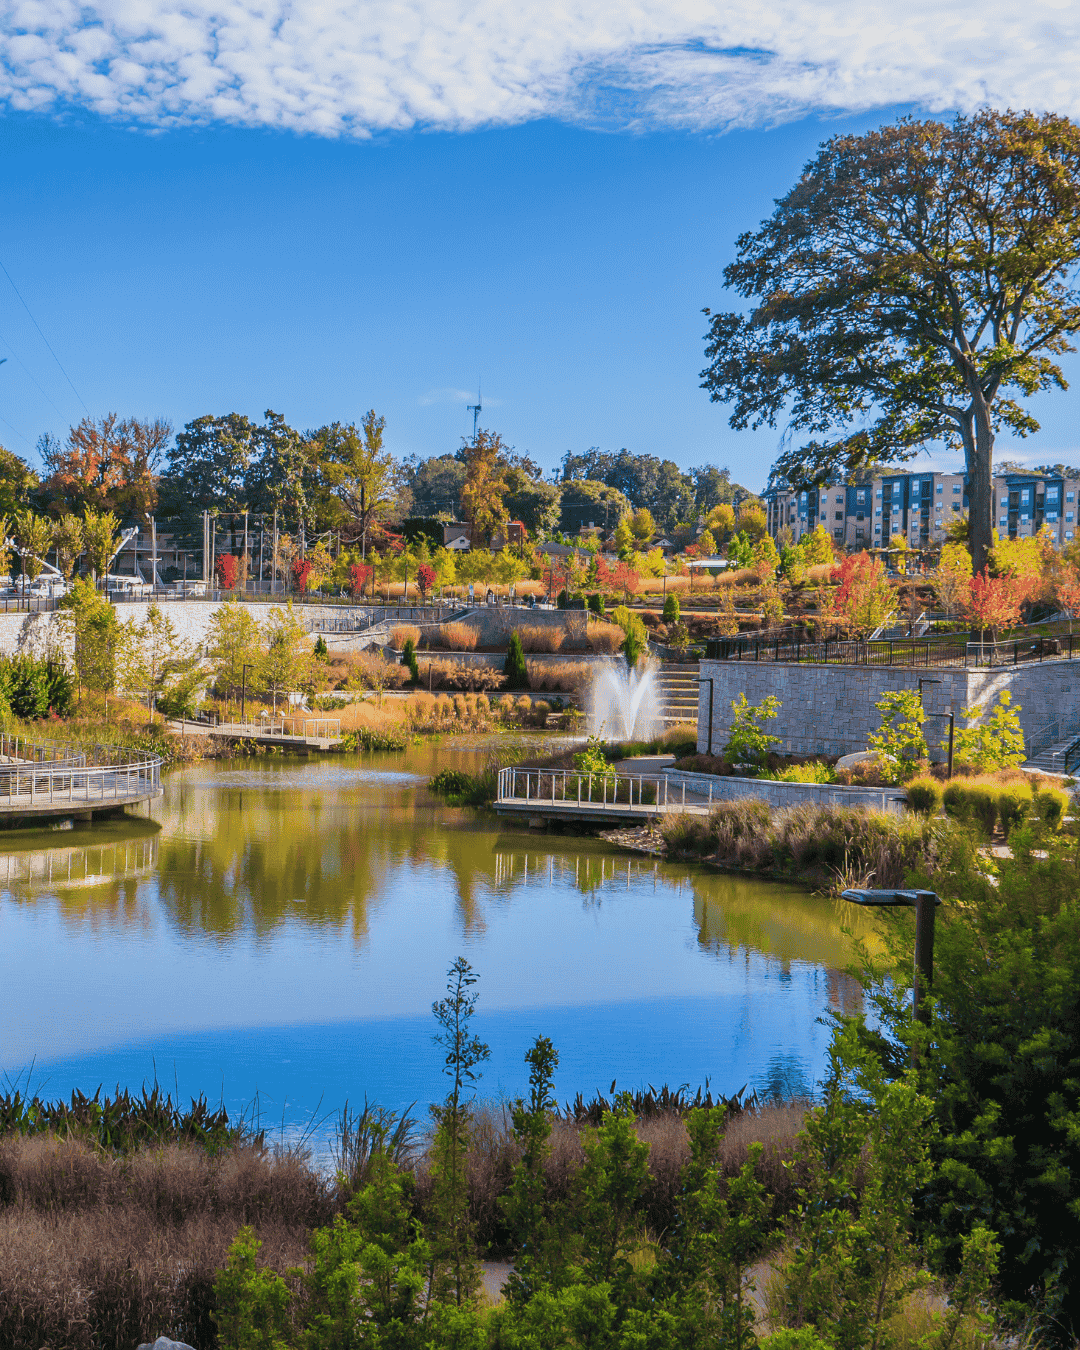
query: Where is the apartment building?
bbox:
[765,469,1080,552]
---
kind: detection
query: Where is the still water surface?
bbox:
[0,740,874,1136]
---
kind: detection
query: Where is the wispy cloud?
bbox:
[0,0,1077,136]
[418,388,502,407]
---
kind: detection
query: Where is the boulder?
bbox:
[137,1338,198,1350]
[835,750,894,772]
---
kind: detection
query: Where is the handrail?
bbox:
[0,731,160,771]
[703,633,1079,669]
[494,765,714,813]
[0,737,162,811]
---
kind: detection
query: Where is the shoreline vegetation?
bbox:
[6,872,1079,1349]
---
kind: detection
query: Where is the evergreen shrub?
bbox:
[905,777,944,816]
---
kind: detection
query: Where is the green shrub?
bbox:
[905,776,943,815]
[966,784,999,838]
[942,781,969,820]
[213,1225,292,1350]
[622,615,649,670]
[0,654,75,719]
[954,690,1026,770]
[401,638,419,686]
[1034,786,1070,829]
[504,631,529,690]
[996,782,1033,838]
[587,592,605,617]
[724,693,782,769]
[761,761,836,783]
[662,592,680,624]
[313,634,329,662]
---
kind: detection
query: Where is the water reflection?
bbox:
[0,744,880,1119]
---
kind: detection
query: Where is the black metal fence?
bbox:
[704,633,1079,669]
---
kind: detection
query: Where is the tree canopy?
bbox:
[701,109,1080,573]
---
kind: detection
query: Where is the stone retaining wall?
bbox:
[696,658,1080,758]
[662,767,906,815]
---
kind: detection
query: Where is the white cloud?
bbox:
[1,0,1079,136]
[418,387,502,407]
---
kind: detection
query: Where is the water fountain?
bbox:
[589,662,660,742]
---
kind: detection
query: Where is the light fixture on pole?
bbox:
[840,888,942,1061]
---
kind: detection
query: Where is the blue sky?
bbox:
[1,0,1079,492]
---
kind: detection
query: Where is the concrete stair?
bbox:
[1024,734,1080,775]
[654,662,700,727]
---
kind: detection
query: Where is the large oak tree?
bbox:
[701,110,1080,573]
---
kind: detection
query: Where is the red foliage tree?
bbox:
[214,553,239,589]
[831,553,893,636]
[291,558,313,592]
[349,562,374,597]
[965,567,1024,639]
[416,563,437,598]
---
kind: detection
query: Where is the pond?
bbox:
[0,738,877,1141]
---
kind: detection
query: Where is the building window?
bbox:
[1067,513,1075,522]
[856,528,865,540]
[1067,492,1075,502]
[835,511,844,520]
[1047,512,1059,521]
[952,504,960,512]
[1068,531,1075,540]
[821,513,827,521]
[952,485,961,493]
[892,504,899,513]
[1047,487,1059,499]
[875,508,881,516]
[876,490,883,498]
[936,485,943,493]
[874,525,881,533]
[833,528,843,539]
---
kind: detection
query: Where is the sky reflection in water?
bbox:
[0,743,874,1135]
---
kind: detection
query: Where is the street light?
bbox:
[840,888,942,1059]
[916,678,955,778]
[241,663,254,725]
[698,677,715,757]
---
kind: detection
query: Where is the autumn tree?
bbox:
[935,543,972,616]
[319,411,398,558]
[832,553,895,636]
[965,568,1024,641]
[702,110,1080,577]
[1057,565,1080,633]
[460,429,509,547]
[630,508,656,543]
[41,414,170,518]
[0,445,39,517]
[52,515,84,580]
[11,510,53,584]
[260,604,310,711]
[82,509,120,586]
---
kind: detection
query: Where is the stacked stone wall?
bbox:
[696,658,1080,758]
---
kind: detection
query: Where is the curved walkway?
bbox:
[0,732,163,822]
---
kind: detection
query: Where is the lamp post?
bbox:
[698,677,715,757]
[840,888,942,1060]
[241,663,254,726]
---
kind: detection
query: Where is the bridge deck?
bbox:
[0,733,163,822]
[494,764,715,827]
[170,720,343,750]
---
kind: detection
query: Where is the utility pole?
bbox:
[467,382,482,445]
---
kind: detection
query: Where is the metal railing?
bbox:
[496,765,714,813]
[0,733,162,811]
[704,634,1079,669]
[180,716,342,740]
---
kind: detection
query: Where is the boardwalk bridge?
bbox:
[494,764,715,828]
[0,733,162,825]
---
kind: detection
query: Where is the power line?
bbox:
[0,329,71,423]
[0,257,88,414]
[0,411,35,451]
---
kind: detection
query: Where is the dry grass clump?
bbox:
[340,649,411,691]
[421,658,505,691]
[438,621,479,650]
[326,701,408,735]
[803,562,837,584]
[515,579,546,598]
[516,624,566,653]
[525,658,590,699]
[389,623,422,649]
[663,799,945,891]
[587,622,625,653]
[410,1099,807,1254]
[0,1136,326,1350]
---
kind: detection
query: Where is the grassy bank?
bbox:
[0,1085,801,1350]
[662,799,949,892]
